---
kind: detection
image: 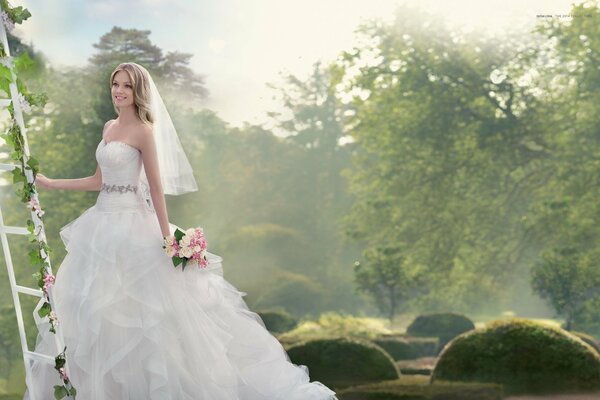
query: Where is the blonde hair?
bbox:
[109,62,154,124]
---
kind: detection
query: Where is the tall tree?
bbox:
[339,4,552,312]
[86,26,209,138]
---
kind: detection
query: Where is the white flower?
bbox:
[185,227,195,236]
[181,234,191,246]
[180,245,193,258]
[1,11,15,32]
[48,311,59,327]
[165,245,177,258]
[164,235,175,246]
[17,92,31,114]
[193,244,201,252]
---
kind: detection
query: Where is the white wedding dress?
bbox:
[23,138,337,400]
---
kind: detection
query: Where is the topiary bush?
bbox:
[407,313,475,351]
[373,337,419,360]
[570,330,600,355]
[375,334,440,358]
[286,337,400,389]
[257,310,297,333]
[432,318,600,395]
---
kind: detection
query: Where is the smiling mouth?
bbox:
[115,96,127,101]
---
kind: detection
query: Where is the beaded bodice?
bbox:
[95,138,146,212]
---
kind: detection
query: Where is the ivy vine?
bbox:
[0,1,76,398]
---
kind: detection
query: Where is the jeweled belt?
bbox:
[100,183,138,194]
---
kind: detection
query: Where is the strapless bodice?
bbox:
[95,139,148,212]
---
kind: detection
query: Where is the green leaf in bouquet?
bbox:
[174,228,185,242]
[172,256,183,267]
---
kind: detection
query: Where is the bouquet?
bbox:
[163,227,209,271]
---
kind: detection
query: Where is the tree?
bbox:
[354,245,417,322]
[338,3,561,312]
[86,26,209,137]
[531,247,600,330]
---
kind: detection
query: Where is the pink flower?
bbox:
[58,367,68,381]
[43,273,55,291]
[26,197,45,217]
[165,226,210,270]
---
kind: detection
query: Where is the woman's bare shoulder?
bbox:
[133,122,154,149]
[103,119,116,132]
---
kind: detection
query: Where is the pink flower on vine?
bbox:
[43,273,55,291]
[26,197,45,217]
[58,366,68,381]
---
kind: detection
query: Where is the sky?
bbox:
[9,0,582,131]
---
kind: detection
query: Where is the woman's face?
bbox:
[111,70,135,109]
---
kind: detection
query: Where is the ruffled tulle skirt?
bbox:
[23,202,336,399]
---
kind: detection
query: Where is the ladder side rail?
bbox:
[0,3,74,398]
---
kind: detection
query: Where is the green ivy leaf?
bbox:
[28,248,44,267]
[38,301,51,318]
[11,166,24,183]
[53,384,68,399]
[9,6,32,24]
[26,155,39,171]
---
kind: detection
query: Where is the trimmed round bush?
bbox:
[571,331,600,355]
[407,313,475,347]
[373,337,418,360]
[257,310,297,333]
[287,337,400,389]
[432,318,600,395]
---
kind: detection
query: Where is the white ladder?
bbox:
[0,2,76,399]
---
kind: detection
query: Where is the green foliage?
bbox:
[254,272,327,318]
[531,247,600,331]
[278,312,392,346]
[371,338,418,361]
[286,337,400,389]
[354,245,420,322]
[256,310,297,334]
[432,318,600,395]
[0,0,31,24]
[406,313,475,349]
[571,296,600,338]
[570,331,600,355]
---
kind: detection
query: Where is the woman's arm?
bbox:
[36,164,102,191]
[138,124,170,238]
[49,164,102,190]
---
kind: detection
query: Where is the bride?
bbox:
[24,62,337,399]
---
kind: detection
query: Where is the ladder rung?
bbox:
[23,350,54,364]
[0,99,11,108]
[1,225,29,235]
[16,285,43,297]
[0,162,19,171]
